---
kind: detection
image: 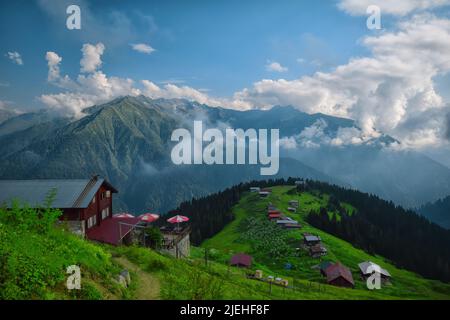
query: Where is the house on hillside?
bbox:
[295,180,307,191]
[324,263,355,288]
[288,200,299,208]
[358,261,391,283]
[276,218,299,226]
[230,253,252,268]
[303,234,321,246]
[268,212,282,220]
[259,191,270,198]
[159,225,191,259]
[281,223,302,229]
[295,180,306,187]
[250,187,261,193]
[318,261,334,276]
[0,176,121,239]
[309,244,327,258]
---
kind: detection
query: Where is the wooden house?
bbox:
[318,261,334,276]
[324,263,355,288]
[0,176,118,238]
[303,234,321,246]
[288,200,299,208]
[230,253,252,268]
[358,261,391,283]
[309,244,328,258]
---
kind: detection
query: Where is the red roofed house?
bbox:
[230,253,253,268]
[268,213,282,220]
[324,262,355,288]
[0,175,139,246]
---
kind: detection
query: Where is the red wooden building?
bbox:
[324,262,355,288]
[230,253,253,268]
[0,175,118,237]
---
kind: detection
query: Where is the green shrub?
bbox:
[0,200,118,300]
[145,226,163,249]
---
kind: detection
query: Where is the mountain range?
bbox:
[0,95,449,219]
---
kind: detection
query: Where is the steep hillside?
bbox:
[2,189,449,300]
[199,185,450,299]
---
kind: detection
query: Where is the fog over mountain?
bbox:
[0,95,449,212]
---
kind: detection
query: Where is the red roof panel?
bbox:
[87,217,140,245]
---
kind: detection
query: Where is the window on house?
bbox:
[92,196,96,204]
[87,215,97,229]
[106,190,111,198]
[102,207,109,220]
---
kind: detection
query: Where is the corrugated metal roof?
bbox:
[358,261,391,277]
[304,235,321,242]
[0,178,117,209]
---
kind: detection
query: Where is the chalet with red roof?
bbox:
[0,176,130,244]
[230,253,253,268]
[324,262,355,288]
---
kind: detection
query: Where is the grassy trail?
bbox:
[114,257,161,300]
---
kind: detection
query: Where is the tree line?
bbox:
[305,180,450,283]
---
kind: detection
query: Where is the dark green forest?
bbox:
[304,181,450,283]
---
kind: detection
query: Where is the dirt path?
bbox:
[114,256,160,300]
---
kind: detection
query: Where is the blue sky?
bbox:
[0,0,381,109]
[1,0,450,158]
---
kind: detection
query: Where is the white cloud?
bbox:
[233,14,450,148]
[280,119,379,150]
[37,13,450,150]
[338,0,450,16]
[41,43,141,117]
[45,52,62,81]
[80,43,105,73]
[141,80,225,106]
[6,51,23,65]
[266,61,288,73]
[131,43,156,54]
[279,136,298,149]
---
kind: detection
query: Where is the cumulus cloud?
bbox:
[279,136,297,149]
[279,119,379,150]
[233,14,450,148]
[266,61,288,73]
[141,80,250,109]
[37,13,450,150]
[80,43,105,73]
[6,51,23,65]
[338,0,450,16]
[41,43,141,117]
[131,43,156,54]
[45,52,62,81]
